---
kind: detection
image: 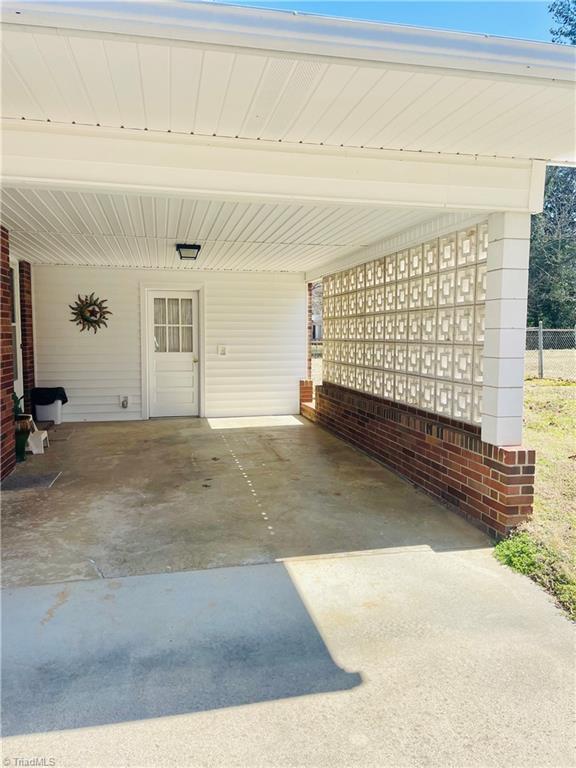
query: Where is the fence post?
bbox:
[538,320,544,378]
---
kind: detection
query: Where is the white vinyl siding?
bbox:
[33,266,306,421]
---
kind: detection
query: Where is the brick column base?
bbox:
[299,379,314,409]
[314,382,534,539]
[1,226,15,480]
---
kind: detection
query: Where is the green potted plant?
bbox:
[13,393,31,462]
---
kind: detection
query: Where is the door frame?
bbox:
[140,282,206,419]
[9,258,24,401]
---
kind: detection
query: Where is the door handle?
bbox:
[192,356,198,363]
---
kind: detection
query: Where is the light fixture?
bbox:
[176,243,201,260]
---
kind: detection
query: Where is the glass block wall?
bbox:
[322,222,488,425]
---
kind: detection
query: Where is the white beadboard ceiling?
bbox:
[1,3,574,162]
[1,187,443,271]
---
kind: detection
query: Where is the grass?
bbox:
[494,378,576,620]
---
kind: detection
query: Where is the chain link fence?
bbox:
[525,324,576,381]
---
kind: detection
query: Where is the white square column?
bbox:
[482,212,531,446]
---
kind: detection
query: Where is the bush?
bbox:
[494,532,576,621]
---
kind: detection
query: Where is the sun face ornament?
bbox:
[69,292,112,333]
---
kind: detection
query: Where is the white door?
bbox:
[148,291,199,417]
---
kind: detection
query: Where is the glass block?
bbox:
[154,326,166,352]
[439,234,457,270]
[333,341,342,363]
[436,345,453,379]
[384,315,395,341]
[437,307,454,342]
[364,368,374,394]
[454,306,474,343]
[457,227,477,266]
[456,265,476,304]
[356,264,366,290]
[323,319,331,340]
[341,270,350,293]
[406,376,420,406]
[476,263,487,302]
[181,298,193,325]
[472,387,482,424]
[407,343,421,374]
[365,315,375,339]
[396,281,409,310]
[356,290,366,316]
[374,315,385,340]
[453,346,473,383]
[474,305,485,344]
[408,311,421,341]
[334,295,342,317]
[375,258,385,286]
[365,288,375,314]
[374,343,384,368]
[438,270,456,305]
[420,378,436,412]
[323,361,332,381]
[396,313,408,341]
[349,291,357,316]
[436,381,453,416]
[373,369,383,397]
[397,250,409,281]
[355,343,364,366]
[333,319,341,340]
[473,346,483,384]
[422,274,438,307]
[383,372,395,399]
[365,261,375,288]
[395,343,408,372]
[409,246,423,277]
[421,345,436,377]
[341,293,350,317]
[323,276,330,297]
[421,311,436,343]
[168,298,180,325]
[395,374,407,402]
[154,298,166,324]
[383,343,395,370]
[423,240,438,274]
[324,297,333,318]
[168,325,180,352]
[409,278,422,309]
[453,384,472,421]
[355,317,365,340]
[326,274,335,296]
[375,286,385,313]
[478,222,488,262]
[333,272,341,295]
[345,341,356,366]
[384,285,396,312]
[349,268,357,292]
[364,343,374,368]
[333,363,341,386]
[355,367,364,391]
[385,254,396,283]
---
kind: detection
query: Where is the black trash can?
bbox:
[31,387,68,424]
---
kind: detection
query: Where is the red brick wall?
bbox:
[0,227,16,479]
[299,379,314,406]
[311,382,534,539]
[19,261,35,412]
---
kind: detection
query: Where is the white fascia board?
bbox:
[2,1,575,83]
[2,122,541,213]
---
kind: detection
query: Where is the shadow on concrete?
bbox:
[2,562,361,736]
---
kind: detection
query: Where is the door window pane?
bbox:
[154,298,166,324]
[181,326,193,353]
[167,298,180,325]
[154,326,166,352]
[181,298,193,325]
[168,326,180,352]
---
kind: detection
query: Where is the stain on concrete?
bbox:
[40,587,70,626]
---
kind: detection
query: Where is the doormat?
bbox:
[2,471,61,491]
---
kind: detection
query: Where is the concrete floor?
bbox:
[2,416,488,587]
[2,417,575,766]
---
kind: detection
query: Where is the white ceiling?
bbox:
[1,17,574,162]
[1,188,442,271]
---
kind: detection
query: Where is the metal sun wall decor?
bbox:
[69,292,112,333]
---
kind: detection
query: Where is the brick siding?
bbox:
[0,227,15,479]
[18,261,35,412]
[307,381,534,539]
[299,379,314,407]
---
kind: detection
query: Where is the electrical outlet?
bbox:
[217,345,227,356]
[120,395,129,409]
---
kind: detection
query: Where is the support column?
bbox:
[482,212,531,446]
[0,226,16,479]
[19,261,35,412]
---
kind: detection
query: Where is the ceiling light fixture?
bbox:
[176,243,201,260]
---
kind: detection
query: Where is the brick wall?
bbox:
[309,382,534,539]
[19,261,35,412]
[0,227,16,479]
[299,379,314,407]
